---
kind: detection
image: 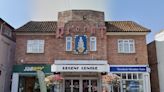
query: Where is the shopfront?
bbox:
[51,60,109,92]
[11,64,52,92]
[109,65,151,92]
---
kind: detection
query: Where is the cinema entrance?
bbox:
[63,73,99,92]
[51,60,109,92]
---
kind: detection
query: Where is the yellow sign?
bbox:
[24,66,44,71]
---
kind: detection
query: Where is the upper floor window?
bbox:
[2,26,12,38]
[118,39,135,53]
[66,37,72,51]
[90,37,97,51]
[27,40,45,53]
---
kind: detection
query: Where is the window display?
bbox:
[111,73,144,92]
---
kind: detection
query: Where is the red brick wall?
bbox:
[147,41,160,92]
[15,10,149,66]
[107,35,148,65]
[15,33,148,65]
[15,29,107,64]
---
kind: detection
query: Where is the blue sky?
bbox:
[0,0,164,43]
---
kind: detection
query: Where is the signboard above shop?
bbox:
[109,65,150,72]
[13,64,51,73]
[51,65,108,72]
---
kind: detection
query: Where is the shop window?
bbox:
[27,40,45,53]
[128,73,132,79]
[90,37,97,51]
[138,73,143,79]
[122,73,126,79]
[111,73,144,92]
[66,36,72,51]
[118,39,135,53]
[133,73,137,79]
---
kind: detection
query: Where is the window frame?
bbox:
[111,73,144,92]
[26,40,45,53]
[118,39,135,53]
[66,36,72,51]
[90,36,97,51]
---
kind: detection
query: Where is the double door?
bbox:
[64,79,99,92]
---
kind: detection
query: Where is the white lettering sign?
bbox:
[51,65,108,72]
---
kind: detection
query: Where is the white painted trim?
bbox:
[66,36,72,51]
[11,73,19,92]
[143,73,151,92]
[117,39,135,53]
[54,60,108,65]
[90,36,97,51]
[26,40,45,53]
[106,32,148,35]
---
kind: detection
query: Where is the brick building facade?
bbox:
[147,41,160,92]
[11,10,151,92]
[0,18,15,92]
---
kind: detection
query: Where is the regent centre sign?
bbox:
[51,65,108,72]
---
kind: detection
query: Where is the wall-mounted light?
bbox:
[20,59,24,63]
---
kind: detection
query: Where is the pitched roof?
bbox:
[106,21,150,32]
[0,18,15,30]
[16,21,150,33]
[16,21,57,32]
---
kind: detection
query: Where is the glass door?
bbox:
[64,79,98,92]
[83,80,89,92]
[65,80,80,92]
[82,80,98,92]
[65,80,71,92]
[91,80,98,92]
[73,80,79,92]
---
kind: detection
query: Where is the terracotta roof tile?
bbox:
[16,21,150,33]
[106,21,150,32]
[16,21,57,32]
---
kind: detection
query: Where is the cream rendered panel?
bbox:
[11,73,19,92]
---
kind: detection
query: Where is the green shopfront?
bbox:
[11,64,52,92]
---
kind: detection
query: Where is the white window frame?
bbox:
[90,37,97,51]
[66,36,72,51]
[118,39,135,53]
[27,40,45,53]
[110,72,144,92]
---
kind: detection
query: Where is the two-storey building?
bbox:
[11,10,151,92]
[0,18,15,92]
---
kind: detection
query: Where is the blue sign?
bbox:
[75,35,87,54]
[127,81,140,92]
[110,66,148,72]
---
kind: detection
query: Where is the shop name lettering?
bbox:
[24,66,44,71]
[116,67,146,71]
[62,66,98,70]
